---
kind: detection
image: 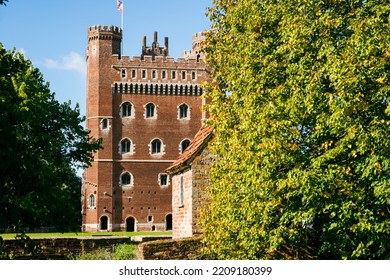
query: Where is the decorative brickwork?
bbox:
[82,25,209,232]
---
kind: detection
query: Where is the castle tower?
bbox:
[82,25,209,232]
[82,25,122,231]
[179,31,206,61]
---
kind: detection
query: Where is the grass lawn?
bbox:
[0,231,171,239]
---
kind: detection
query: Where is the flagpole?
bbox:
[121,0,124,56]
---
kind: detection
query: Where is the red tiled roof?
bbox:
[165,125,213,175]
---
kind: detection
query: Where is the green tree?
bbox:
[202,0,390,259]
[0,45,102,231]
[0,0,8,6]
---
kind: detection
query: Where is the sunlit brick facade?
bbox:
[81,25,209,232]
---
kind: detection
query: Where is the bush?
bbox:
[71,243,138,260]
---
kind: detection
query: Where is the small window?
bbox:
[151,139,162,154]
[152,70,157,79]
[88,194,95,208]
[121,139,131,154]
[172,70,177,80]
[121,102,132,117]
[182,71,186,80]
[121,69,126,78]
[179,104,189,119]
[180,139,191,153]
[162,70,166,79]
[148,215,153,223]
[179,175,184,206]
[159,174,169,187]
[142,70,147,79]
[131,69,136,78]
[121,172,132,185]
[191,71,196,80]
[145,103,155,118]
[101,118,108,130]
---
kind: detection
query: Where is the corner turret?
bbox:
[87,25,122,56]
[179,31,206,61]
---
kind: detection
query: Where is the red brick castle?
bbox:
[81,25,209,232]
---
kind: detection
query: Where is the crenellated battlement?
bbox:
[192,31,206,41]
[112,53,204,65]
[88,25,122,42]
[177,31,207,61]
[88,24,122,34]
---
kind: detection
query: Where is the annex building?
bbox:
[81,25,209,232]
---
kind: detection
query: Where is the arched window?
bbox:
[88,194,95,208]
[180,139,191,153]
[121,172,132,185]
[121,102,132,117]
[120,139,131,154]
[101,118,108,130]
[179,104,189,119]
[151,139,162,154]
[145,103,156,118]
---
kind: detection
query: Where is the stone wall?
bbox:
[138,236,206,260]
[191,147,214,235]
[171,144,215,240]
[1,236,132,259]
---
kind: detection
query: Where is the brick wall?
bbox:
[171,146,215,239]
[172,169,193,239]
[82,25,209,232]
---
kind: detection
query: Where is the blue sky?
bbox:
[0,0,212,119]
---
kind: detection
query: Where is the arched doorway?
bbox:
[126,217,135,232]
[100,216,108,230]
[165,214,172,231]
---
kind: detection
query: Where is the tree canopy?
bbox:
[202,0,390,259]
[0,45,102,231]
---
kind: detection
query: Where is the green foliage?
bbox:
[202,0,390,259]
[0,45,102,231]
[113,243,138,260]
[0,237,7,260]
[72,244,138,260]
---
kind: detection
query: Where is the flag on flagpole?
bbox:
[117,1,123,13]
